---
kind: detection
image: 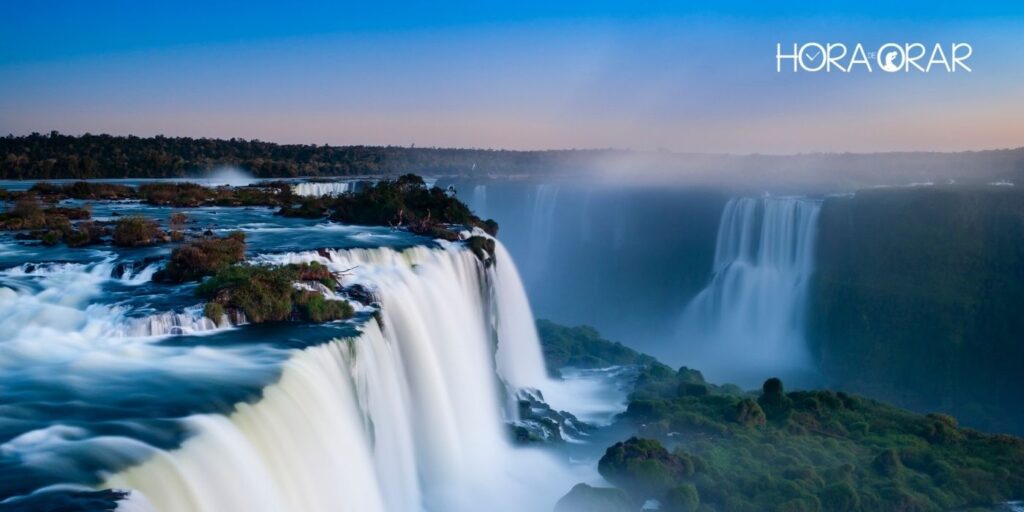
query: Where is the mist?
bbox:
[206,166,257,187]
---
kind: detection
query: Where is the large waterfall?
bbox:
[96,243,575,512]
[677,196,822,384]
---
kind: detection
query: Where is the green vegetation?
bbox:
[197,262,353,324]
[1,131,599,179]
[813,187,1024,434]
[328,174,497,237]
[21,180,287,207]
[0,195,100,245]
[154,232,246,282]
[277,173,499,239]
[111,216,167,246]
[536,319,658,377]
[540,320,1024,511]
[554,483,633,512]
[12,174,498,241]
[28,181,135,200]
[138,182,286,207]
[600,373,1024,511]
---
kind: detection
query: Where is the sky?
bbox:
[1,1,1022,153]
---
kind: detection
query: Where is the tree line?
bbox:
[1,131,609,179]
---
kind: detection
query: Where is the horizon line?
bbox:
[6,130,1024,158]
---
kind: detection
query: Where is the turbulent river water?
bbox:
[0,190,632,511]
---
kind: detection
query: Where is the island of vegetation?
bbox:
[1,174,500,326]
[540,321,1024,512]
[198,261,353,325]
[2,173,497,244]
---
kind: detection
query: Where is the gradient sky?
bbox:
[1,1,1022,153]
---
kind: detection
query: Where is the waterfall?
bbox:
[115,307,241,337]
[525,184,560,284]
[102,243,574,512]
[492,242,550,391]
[677,196,822,383]
[471,185,488,218]
[292,182,353,197]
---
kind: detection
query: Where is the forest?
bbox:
[0,132,606,179]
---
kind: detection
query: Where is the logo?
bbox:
[776,43,972,73]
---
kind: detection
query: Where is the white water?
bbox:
[292,182,353,197]
[492,242,551,392]
[471,185,488,218]
[678,196,822,383]
[116,307,240,337]
[104,243,577,512]
[525,184,560,284]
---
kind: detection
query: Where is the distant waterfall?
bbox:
[292,181,353,197]
[104,243,571,512]
[471,185,488,219]
[678,196,821,383]
[525,184,560,283]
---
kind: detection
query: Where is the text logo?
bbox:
[776,43,972,73]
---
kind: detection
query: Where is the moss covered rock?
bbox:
[554,483,633,512]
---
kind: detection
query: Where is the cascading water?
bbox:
[471,185,488,218]
[96,242,576,512]
[677,196,822,384]
[0,193,623,512]
[292,182,353,197]
[524,184,560,285]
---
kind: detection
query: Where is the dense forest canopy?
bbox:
[0,131,610,179]
[4,132,1024,188]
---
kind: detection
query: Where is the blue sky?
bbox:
[1,1,1022,153]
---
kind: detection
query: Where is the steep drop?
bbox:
[677,196,821,385]
[103,243,574,512]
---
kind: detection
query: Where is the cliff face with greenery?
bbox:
[539,321,1024,512]
[537,319,658,377]
[811,187,1024,435]
[606,377,1024,512]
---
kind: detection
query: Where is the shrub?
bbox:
[872,449,903,477]
[112,216,165,246]
[678,382,709,397]
[599,438,690,499]
[733,398,767,427]
[554,483,632,512]
[39,230,61,245]
[197,263,353,324]
[300,293,353,322]
[65,222,106,247]
[203,302,225,323]
[662,484,700,512]
[295,261,336,287]
[155,232,246,282]
[818,483,859,512]
[1,195,45,229]
[763,377,784,397]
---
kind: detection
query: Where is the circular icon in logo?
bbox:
[877,43,904,72]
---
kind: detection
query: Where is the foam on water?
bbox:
[103,242,578,512]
